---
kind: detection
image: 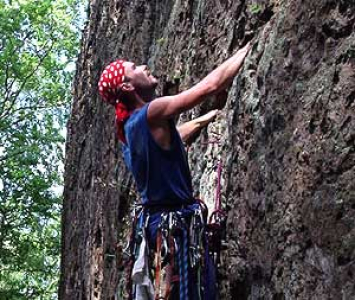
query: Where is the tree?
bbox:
[0,0,83,298]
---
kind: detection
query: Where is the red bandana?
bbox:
[98,59,133,143]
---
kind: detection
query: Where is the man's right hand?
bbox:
[177,110,220,143]
[197,109,220,126]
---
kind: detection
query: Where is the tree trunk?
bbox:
[60,0,355,299]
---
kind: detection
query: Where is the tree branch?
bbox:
[0,31,34,109]
[0,150,27,162]
[0,41,54,121]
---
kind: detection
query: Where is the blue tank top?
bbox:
[122,103,193,206]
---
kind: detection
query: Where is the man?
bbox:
[98,42,251,300]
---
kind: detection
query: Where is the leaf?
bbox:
[0,0,86,298]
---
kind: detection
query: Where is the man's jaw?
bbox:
[136,85,156,103]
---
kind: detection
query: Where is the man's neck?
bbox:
[139,88,156,102]
[132,90,156,109]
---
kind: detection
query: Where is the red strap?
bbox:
[155,230,162,300]
[164,235,175,299]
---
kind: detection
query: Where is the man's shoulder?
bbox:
[127,103,149,124]
[125,103,150,139]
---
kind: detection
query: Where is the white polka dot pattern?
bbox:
[98,59,126,104]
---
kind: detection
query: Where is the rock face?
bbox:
[60,0,355,299]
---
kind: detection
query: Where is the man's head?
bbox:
[98,59,158,107]
[98,59,158,143]
[122,61,158,96]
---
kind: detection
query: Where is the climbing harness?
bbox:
[121,201,214,300]
[121,135,227,300]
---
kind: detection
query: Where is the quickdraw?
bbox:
[155,212,170,300]
[123,206,142,300]
[122,202,214,300]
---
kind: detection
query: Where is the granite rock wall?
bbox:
[60,0,355,299]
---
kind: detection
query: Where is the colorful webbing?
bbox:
[125,203,214,300]
[165,234,175,299]
[182,227,189,300]
[204,232,210,300]
[125,207,142,300]
[191,209,204,300]
[214,158,222,212]
[178,235,185,300]
[196,231,203,300]
[155,229,162,300]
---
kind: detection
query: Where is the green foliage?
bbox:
[0,0,84,298]
[248,3,263,14]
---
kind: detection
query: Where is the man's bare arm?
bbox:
[177,110,219,142]
[148,42,251,122]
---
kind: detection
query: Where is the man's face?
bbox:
[123,61,158,93]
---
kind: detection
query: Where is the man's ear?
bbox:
[121,82,135,92]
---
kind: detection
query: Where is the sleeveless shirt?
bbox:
[122,103,193,206]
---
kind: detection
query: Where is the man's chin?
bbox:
[151,79,158,88]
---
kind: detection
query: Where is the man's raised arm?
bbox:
[148,42,251,122]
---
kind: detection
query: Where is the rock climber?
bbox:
[98,42,251,300]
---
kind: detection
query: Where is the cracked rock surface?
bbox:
[60,0,355,299]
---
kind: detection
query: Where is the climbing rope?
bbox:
[182,226,189,300]
[199,137,227,266]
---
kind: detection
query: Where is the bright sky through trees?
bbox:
[0,0,86,298]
